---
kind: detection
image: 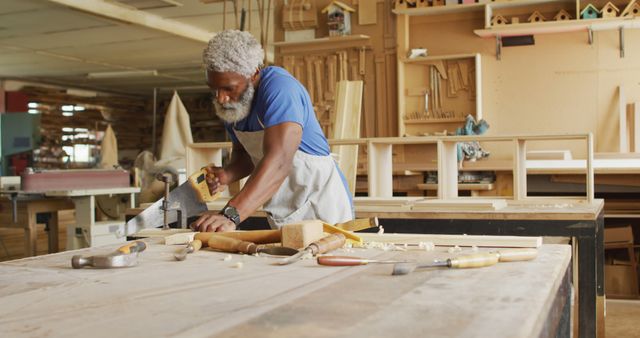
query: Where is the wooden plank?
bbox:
[358,0,378,25]
[331,81,364,195]
[437,140,458,199]
[357,232,542,248]
[631,102,640,152]
[412,198,508,211]
[514,138,527,200]
[619,86,629,153]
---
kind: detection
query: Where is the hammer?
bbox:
[71,241,147,269]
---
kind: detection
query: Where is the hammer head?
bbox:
[72,253,139,269]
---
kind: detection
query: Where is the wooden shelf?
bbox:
[401,53,478,64]
[404,118,466,124]
[393,3,485,16]
[475,16,640,38]
[274,35,370,49]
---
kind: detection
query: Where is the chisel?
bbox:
[392,248,538,276]
[317,256,413,266]
[174,240,202,261]
[278,233,346,265]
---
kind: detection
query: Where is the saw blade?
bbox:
[125,181,208,236]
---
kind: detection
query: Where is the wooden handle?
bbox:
[496,248,538,262]
[208,235,257,254]
[309,233,346,255]
[335,217,379,232]
[450,253,499,269]
[116,241,146,254]
[317,256,368,266]
[195,229,281,247]
[191,239,202,252]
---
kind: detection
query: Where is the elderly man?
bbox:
[191,30,353,232]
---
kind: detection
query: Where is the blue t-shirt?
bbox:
[225,66,329,156]
[224,66,353,206]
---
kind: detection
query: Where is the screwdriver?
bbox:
[392,248,538,276]
[278,233,346,265]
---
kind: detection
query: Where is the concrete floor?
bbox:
[606,299,640,338]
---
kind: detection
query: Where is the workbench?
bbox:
[1,187,139,256]
[0,240,571,338]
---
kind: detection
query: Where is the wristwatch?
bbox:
[220,205,240,226]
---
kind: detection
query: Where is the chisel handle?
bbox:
[191,239,203,253]
[208,235,257,254]
[449,253,499,269]
[195,230,281,247]
[317,256,369,266]
[116,241,147,255]
[309,233,346,255]
[496,248,538,262]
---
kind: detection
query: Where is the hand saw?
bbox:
[125,168,220,236]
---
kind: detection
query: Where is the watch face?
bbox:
[222,206,240,225]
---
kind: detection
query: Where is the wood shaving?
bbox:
[447,245,462,253]
[232,262,243,269]
[419,242,435,251]
[471,246,478,252]
[377,226,384,235]
[222,255,232,262]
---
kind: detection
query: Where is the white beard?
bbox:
[213,83,255,123]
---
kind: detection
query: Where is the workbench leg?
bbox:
[595,214,605,338]
[25,212,37,257]
[577,235,596,338]
[48,212,59,253]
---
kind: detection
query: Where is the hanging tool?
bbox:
[174,239,202,261]
[317,256,413,266]
[208,235,299,256]
[392,248,538,276]
[126,168,220,236]
[71,241,147,269]
[278,233,346,265]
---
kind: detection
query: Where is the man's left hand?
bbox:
[190,212,236,232]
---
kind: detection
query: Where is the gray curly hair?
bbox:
[202,30,264,78]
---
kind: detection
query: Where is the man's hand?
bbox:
[190,211,236,232]
[203,166,230,196]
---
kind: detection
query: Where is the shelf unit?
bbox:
[397,50,482,137]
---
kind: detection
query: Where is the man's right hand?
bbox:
[203,165,230,196]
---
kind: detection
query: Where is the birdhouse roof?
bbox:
[553,9,572,19]
[322,1,356,13]
[491,14,509,22]
[622,0,640,15]
[580,4,601,15]
[602,2,620,12]
[527,10,547,21]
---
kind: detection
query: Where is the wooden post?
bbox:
[513,139,527,200]
[367,141,393,197]
[437,140,458,199]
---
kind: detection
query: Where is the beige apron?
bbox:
[233,119,353,229]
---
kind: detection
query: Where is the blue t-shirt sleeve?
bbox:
[258,78,305,128]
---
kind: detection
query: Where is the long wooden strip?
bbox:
[357,233,542,248]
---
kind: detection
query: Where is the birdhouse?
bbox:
[416,0,429,8]
[553,9,573,21]
[282,1,317,31]
[432,0,445,6]
[580,4,600,19]
[601,2,620,18]
[527,11,546,23]
[491,15,509,26]
[322,1,356,37]
[622,0,640,17]
[394,0,416,10]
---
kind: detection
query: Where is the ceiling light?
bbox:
[62,112,74,117]
[28,102,39,108]
[28,109,39,114]
[87,70,158,79]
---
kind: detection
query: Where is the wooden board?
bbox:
[331,81,364,196]
[412,198,508,211]
[358,0,378,25]
[0,241,569,337]
[357,232,542,248]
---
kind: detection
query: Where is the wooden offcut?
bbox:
[281,220,324,249]
[357,232,542,248]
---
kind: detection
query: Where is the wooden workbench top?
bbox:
[0,240,570,338]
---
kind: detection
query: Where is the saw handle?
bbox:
[309,233,346,255]
[188,168,221,203]
[317,255,369,266]
[208,235,258,254]
[496,248,538,262]
[116,241,147,255]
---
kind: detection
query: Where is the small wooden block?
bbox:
[282,220,325,249]
[165,232,197,245]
